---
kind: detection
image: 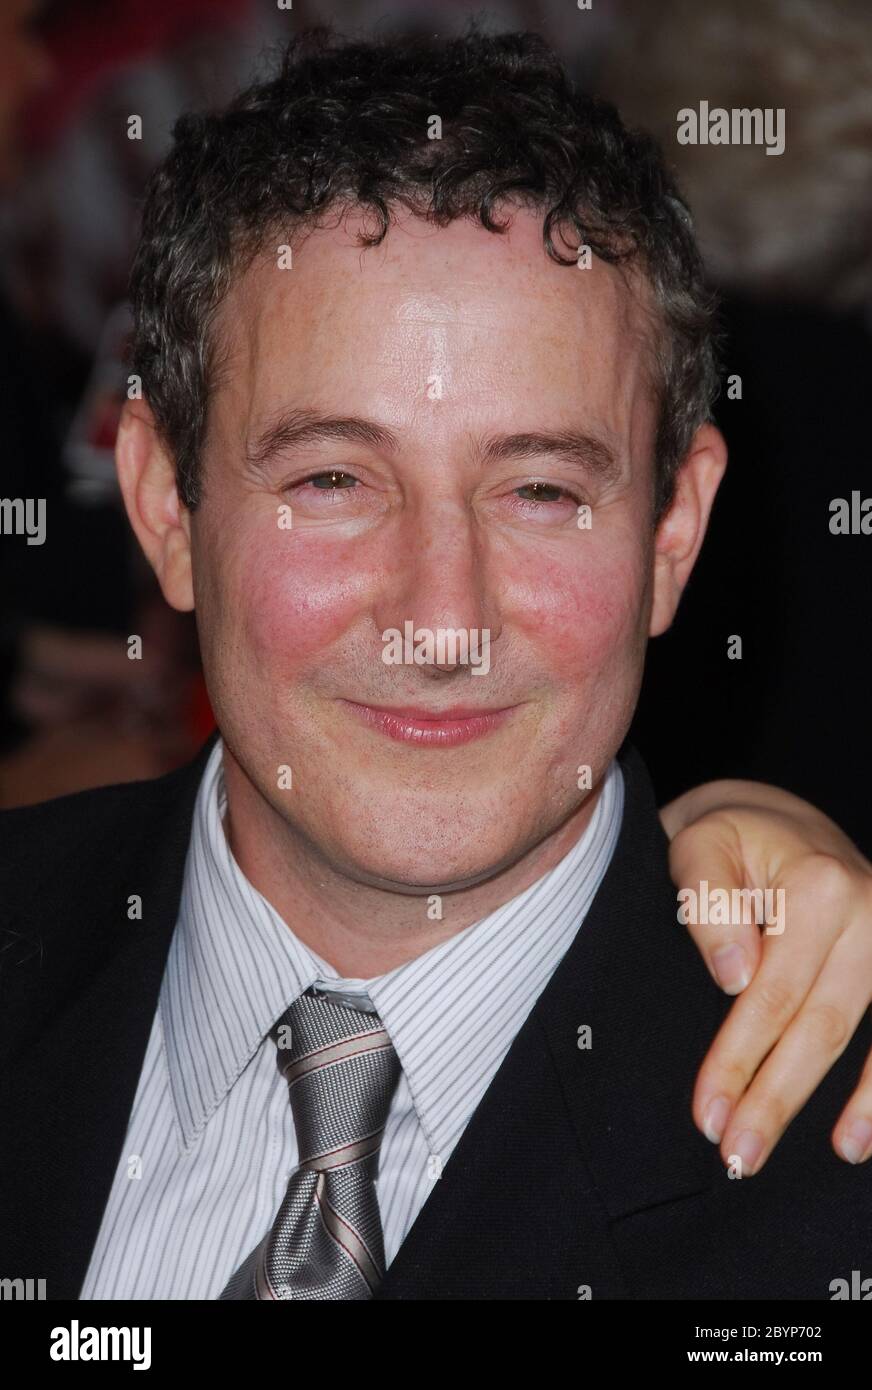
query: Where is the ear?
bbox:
[115,398,194,613]
[649,422,727,638]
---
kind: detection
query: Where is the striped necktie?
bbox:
[219,986,401,1300]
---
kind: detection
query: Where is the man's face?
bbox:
[180,206,664,891]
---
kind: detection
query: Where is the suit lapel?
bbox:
[377,744,729,1298]
[0,734,217,1299]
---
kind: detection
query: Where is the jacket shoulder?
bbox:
[0,739,216,1056]
[0,758,200,881]
[0,734,217,929]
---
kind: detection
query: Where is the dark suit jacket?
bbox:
[1,734,870,1300]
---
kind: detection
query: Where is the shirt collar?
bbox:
[161,739,330,1145]
[161,737,623,1152]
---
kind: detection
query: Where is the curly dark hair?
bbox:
[129,21,720,518]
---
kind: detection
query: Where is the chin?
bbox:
[332,828,517,895]
[349,858,512,895]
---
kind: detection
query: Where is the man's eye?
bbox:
[514,481,581,505]
[306,470,358,490]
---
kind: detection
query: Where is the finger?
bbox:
[670,820,764,993]
[692,936,832,1147]
[691,860,854,1144]
[832,1046,872,1164]
[717,932,872,1174]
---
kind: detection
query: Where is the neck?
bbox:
[219,746,604,978]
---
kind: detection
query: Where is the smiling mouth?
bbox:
[340,699,519,747]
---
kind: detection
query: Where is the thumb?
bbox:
[670,819,764,994]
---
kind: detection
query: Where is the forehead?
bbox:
[211,206,658,451]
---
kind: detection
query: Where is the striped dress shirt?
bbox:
[81,738,624,1299]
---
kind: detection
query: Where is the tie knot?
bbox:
[273,988,400,1169]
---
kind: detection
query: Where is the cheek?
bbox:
[227,527,374,670]
[512,541,649,681]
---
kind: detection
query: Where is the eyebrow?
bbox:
[246,407,622,484]
[246,409,399,468]
[474,429,621,484]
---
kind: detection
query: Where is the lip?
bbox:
[341,699,518,746]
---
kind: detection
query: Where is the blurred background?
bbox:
[1,0,870,854]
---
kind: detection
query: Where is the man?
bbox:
[1,25,871,1300]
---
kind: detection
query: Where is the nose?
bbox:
[373,495,501,675]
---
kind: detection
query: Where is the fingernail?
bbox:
[711,944,751,994]
[731,1129,764,1176]
[840,1117,872,1165]
[703,1095,732,1143]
